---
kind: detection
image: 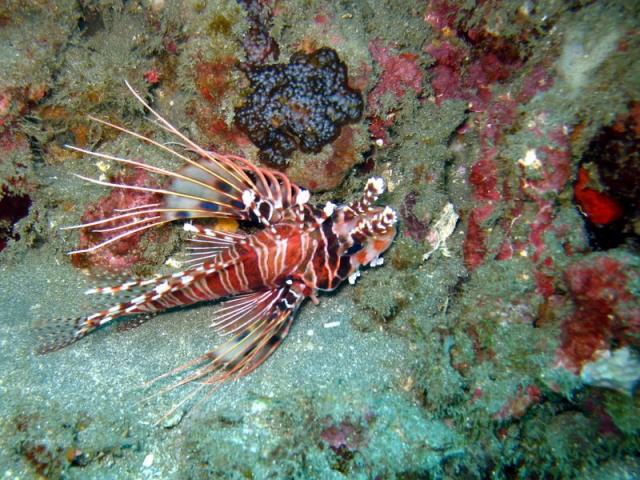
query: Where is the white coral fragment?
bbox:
[423,202,459,261]
[580,347,640,396]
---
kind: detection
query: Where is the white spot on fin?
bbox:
[324,202,336,217]
[242,190,256,208]
[155,282,170,294]
[370,257,384,267]
[369,177,385,194]
[296,190,310,206]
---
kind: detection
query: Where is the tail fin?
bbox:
[36,316,96,353]
[37,311,157,353]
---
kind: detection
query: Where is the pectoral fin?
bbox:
[147,285,305,420]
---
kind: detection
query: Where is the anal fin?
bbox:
[210,289,286,334]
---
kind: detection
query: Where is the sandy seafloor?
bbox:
[1,0,640,479]
[0,247,417,479]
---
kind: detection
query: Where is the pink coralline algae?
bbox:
[424,40,521,111]
[469,156,501,201]
[462,114,570,277]
[465,203,499,269]
[191,57,255,150]
[421,0,568,295]
[522,127,572,298]
[367,40,424,143]
[521,127,572,200]
[423,0,564,274]
[424,0,459,31]
[556,253,640,373]
[368,40,424,109]
[517,65,554,104]
[71,170,161,272]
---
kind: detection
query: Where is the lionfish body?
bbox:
[43,82,397,412]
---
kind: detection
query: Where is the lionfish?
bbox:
[42,82,397,415]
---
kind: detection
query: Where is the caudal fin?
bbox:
[36,316,95,353]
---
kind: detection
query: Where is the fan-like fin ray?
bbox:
[145,286,303,421]
[63,81,309,255]
[178,223,247,266]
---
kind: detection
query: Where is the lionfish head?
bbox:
[334,177,398,271]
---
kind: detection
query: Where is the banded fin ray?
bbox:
[210,288,287,334]
[62,81,305,254]
[146,285,303,421]
[37,310,158,352]
[120,80,305,220]
[180,223,246,266]
[36,316,93,353]
[37,264,230,354]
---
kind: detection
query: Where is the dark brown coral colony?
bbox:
[235,48,363,166]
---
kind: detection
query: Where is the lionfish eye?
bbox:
[258,201,273,221]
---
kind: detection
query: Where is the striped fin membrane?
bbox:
[62,81,304,255]
[181,223,247,267]
[143,284,304,423]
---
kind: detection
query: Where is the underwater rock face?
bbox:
[235,47,363,166]
[2,0,640,478]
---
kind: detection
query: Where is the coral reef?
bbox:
[0,0,639,478]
